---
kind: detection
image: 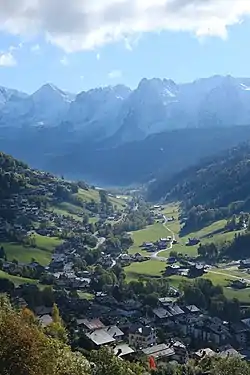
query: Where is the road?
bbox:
[151,215,176,261]
[207,269,250,284]
[94,236,106,249]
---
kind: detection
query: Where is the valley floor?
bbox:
[125,203,250,303]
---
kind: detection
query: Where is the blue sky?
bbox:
[0,0,250,93]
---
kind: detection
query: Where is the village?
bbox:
[1,163,250,368]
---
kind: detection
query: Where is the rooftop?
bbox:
[104,325,124,338]
[39,314,53,327]
[129,324,155,337]
[143,344,175,359]
[114,343,135,357]
[78,318,105,330]
[153,307,172,319]
[86,329,115,346]
[185,305,200,313]
[195,348,216,358]
[167,304,185,316]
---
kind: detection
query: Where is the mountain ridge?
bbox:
[2,75,250,138]
[2,75,250,186]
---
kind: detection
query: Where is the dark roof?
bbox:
[185,305,200,313]
[153,308,172,319]
[167,304,185,316]
[129,324,154,336]
[77,318,105,330]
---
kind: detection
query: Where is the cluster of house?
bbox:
[11,271,250,366]
[118,252,150,266]
[153,298,250,356]
[33,291,250,365]
[186,238,200,246]
[0,192,89,243]
[141,237,175,253]
[165,261,206,278]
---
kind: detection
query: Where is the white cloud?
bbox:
[60,56,69,66]
[80,75,84,80]
[108,69,122,79]
[0,52,16,67]
[31,43,40,53]
[0,0,249,52]
[96,53,101,60]
[9,43,23,52]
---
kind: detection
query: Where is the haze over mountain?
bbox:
[2,75,250,185]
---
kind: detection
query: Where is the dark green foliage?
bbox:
[180,278,240,322]
[150,142,250,231]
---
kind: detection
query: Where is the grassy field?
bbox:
[0,235,62,266]
[75,188,100,202]
[125,260,166,281]
[124,260,250,302]
[128,223,171,256]
[125,202,250,301]
[0,270,38,285]
[159,204,243,258]
[76,188,127,210]
[78,291,95,300]
[50,202,83,221]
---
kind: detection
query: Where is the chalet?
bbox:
[231,279,247,289]
[166,304,185,318]
[104,326,124,342]
[194,348,216,360]
[165,265,180,276]
[86,329,115,347]
[184,305,200,316]
[77,318,105,331]
[158,297,173,308]
[239,259,250,269]
[153,307,172,322]
[129,324,157,349]
[113,343,135,358]
[142,242,154,249]
[83,323,124,348]
[168,257,177,264]
[219,345,246,359]
[172,341,188,364]
[231,322,250,347]
[188,264,205,278]
[143,344,175,361]
[186,238,200,246]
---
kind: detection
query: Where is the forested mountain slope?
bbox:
[148,143,250,230]
[3,125,250,186]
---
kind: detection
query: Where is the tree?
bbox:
[0,246,6,260]
[0,278,15,294]
[99,190,109,205]
[82,212,89,225]
[90,347,144,375]
[213,357,250,375]
[143,293,159,308]
[0,295,90,375]
[45,303,67,343]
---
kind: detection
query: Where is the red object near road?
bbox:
[149,356,157,370]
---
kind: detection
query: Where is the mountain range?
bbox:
[2,75,250,185]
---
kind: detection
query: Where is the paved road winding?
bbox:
[151,215,176,261]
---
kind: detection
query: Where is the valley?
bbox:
[2,147,250,372]
[124,203,250,303]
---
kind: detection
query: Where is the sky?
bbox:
[0,0,250,94]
